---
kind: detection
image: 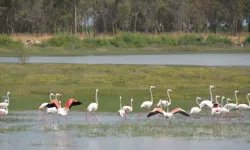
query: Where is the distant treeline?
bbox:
[0,0,250,36]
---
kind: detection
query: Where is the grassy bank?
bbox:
[0,64,250,111]
[0,33,250,57]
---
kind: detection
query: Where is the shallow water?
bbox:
[0,111,250,150]
[1,54,250,66]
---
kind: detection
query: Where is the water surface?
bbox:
[0,111,250,150]
[0,54,250,66]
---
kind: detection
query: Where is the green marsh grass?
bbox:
[1,33,250,57]
[60,122,250,139]
[0,64,250,111]
[0,125,29,133]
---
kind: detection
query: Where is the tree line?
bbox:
[0,0,250,36]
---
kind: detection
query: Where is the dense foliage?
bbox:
[0,0,250,36]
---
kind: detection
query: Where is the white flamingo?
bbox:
[140,86,156,109]
[199,85,214,109]
[0,92,11,108]
[190,97,202,118]
[122,98,134,113]
[157,89,172,112]
[85,89,99,121]
[0,106,8,119]
[147,107,190,124]
[220,96,231,119]
[118,96,126,119]
[38,93,55,120]
[224,90,239,111]
[235,93,250,118]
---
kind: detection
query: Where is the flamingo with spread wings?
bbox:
[147,107,190,123]
[45,98,82,116]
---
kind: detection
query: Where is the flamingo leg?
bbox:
[94,113,98,122]
[84,111,89,121]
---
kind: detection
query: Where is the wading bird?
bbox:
[224,90,239,113]
[0,92,11,108]
[157,89,172,112]
[45,98,82,116]
[211,95,222,116]
[118,96,126,119]
[235,93,250,118]
[140,86,156,118]
[85,89,99,121]
[47,93,62,114]
[38,93,56,120]
[0,106,8,119]
[199,85,214,109]
[123,98,134,113]
[190,97,202,118]
[147,107,190,123]
[219,96,230,119]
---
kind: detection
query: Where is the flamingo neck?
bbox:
[7,93,10,102]
[50,94,54,101]
[221,97,224,106]
[150,88,153,103]
[95,91,98,105]
[235,92,238,105]
[247,94,250,106]
[210,87,213,102]
[167,91,171,104]
[131,99,133,109]
[120,97,122,110]
[196,98,200,107]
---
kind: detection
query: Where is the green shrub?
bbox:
[178,34,205,45]
[244,35,250,44]
[0,35,24,49]
[45,35,83,49]
[205,34,233,45]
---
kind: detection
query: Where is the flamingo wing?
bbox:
[45,100,60,109]
[171,107,190,117]
[147,108,165,117]
[213,103,221,108]
[65,98,82,109]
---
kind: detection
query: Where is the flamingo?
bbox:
[38,93,55,120]
[47,93,62,114]
[118,96,126,119]
[38,93,56,110]
[140,86,156,109]
[220,97,231,120]
[147,107,190,123]
[235,93,250,118]
[45,98,82,116]
[139,86,155,118]
[211,95,222,116]
[190,97,202,118]
[157,89,172,112]
[122,98,134,113]
[224,90,239,111]
[0,106,8,119]
[199,85,214,109]
[0,92,11,108]
[85,89,99,121]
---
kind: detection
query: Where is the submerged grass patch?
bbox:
[0,64,250,111]
[0,125,29,133]
[59,121,250,139]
